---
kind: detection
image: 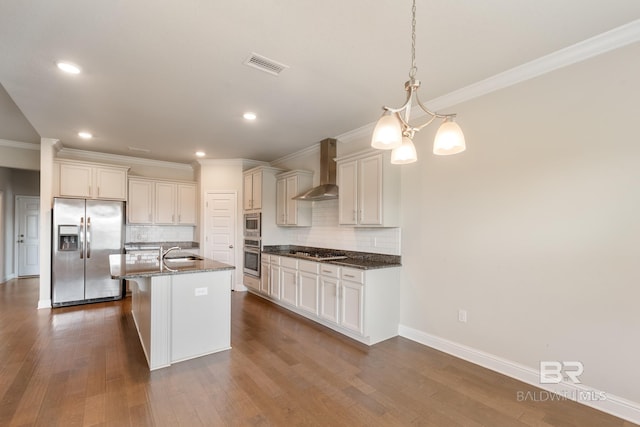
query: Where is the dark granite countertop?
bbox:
[124,241,199,251]
[109,253,233,279]
[262,245,401,270]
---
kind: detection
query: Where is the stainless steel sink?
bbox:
[163,254,203,262]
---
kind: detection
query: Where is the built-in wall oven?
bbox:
[243,237,261,277]
[244,212,261,237]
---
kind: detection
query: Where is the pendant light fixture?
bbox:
[371,0,466,164]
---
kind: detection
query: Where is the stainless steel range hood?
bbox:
[293,138,338,201]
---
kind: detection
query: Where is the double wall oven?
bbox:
[243,213,261,277]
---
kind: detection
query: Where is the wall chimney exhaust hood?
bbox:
[293,138,338,201]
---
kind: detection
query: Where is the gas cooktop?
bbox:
[289,250,348,261]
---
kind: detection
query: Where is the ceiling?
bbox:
[1,1,639,164]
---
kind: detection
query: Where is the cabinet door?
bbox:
[59,163,93,198]
[358,154,383,225]
[155,183,176,224]
[269,264,281,300]
[280,267,297,307]
[260,263,270,294]
[177,184,197,225]
[319,276,339,324]
[275,178,287,225]
[285,176,298,225]
[127,180,154,224]
[298,271,319,316]
[95,167,127,200]
[243,174,253,210]
[337,160,358,225]
[340,281,364,335]
[252,171,262,210]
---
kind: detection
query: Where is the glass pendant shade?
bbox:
[371,111,403,150]
[391,136,417,164]
[433,120,466,155]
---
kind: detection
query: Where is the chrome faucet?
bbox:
[158,245,181,260]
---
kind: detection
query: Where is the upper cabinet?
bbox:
[56,160,128,200]
[243,169,263,211]
[128,178,154,224]
[336,150,400,227]
[276,170,313,226]
[127,177,197,225]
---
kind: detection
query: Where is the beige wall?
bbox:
[0,144,39,170]
[382,42,639,403]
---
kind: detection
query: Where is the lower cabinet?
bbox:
[298,261,320,316]
[280,257,298,307]
[249,255,400,345]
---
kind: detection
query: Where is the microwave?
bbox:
[244,212,261,237]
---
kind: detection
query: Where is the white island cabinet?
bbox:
[110,254,234,370]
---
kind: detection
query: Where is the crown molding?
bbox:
[56,147,193,171]
[337,20,640,144]
[270,142,320,167]
[196,158,248,167]
[0,139,40,150]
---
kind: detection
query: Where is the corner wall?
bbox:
[393,42,639,410]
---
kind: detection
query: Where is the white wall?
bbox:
[0,141,39,170]
[383,42,639,405]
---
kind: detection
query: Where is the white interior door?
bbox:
[16,196,40,277]
[204,192,237,288]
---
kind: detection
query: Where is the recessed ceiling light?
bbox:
[78,131,92,139]
[57,61,81,74]
[195,151,206,157]
[243,112,257,121]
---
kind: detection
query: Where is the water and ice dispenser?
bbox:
[58,225,79,251]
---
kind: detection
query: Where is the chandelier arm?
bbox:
[411,115,438,132]
[415,92,457,121]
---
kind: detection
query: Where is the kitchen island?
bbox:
[109,253,235,370]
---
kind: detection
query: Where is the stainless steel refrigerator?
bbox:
[52,197,124,307]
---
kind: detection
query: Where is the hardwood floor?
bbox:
[0,278,635,427]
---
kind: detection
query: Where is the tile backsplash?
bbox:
[126,225,195,243]
[284,199,401,255]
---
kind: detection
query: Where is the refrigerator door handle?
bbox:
[86,217,91,258]
[80,217,84,259]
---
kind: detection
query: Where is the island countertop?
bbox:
[109,253,235,279]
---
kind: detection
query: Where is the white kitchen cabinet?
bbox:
[176,184,197,224]
[259,254,270,294]
[127,177,197,225]
[276,170,313,226]
[269,256,281,300]
[155,182,176,224]
[245,254,401,345]
[243,169,263,210]
[57,160,128,200]
[298,261,319,316]
[336,150,400,227]
[127,178,154,224]
[280,257,298,307]
[339,268,364,335]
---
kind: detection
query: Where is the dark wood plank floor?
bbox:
[0,277,635,426]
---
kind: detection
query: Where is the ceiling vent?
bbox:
[243,53,289,76]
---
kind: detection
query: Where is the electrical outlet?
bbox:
[458,309,467,323]
[194,287,208,296]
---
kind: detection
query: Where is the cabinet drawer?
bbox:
[261,254,270,264]
[270,255,281,265]
[341,268,364,283]
[299,260,319,274]
[281,256,298,269]
[319,264,340,278]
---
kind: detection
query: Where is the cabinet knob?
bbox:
[229,245,234,249]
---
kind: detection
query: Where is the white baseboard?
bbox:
[233,283,248,292]
[398,325,640,425]
[37,299,52,309]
